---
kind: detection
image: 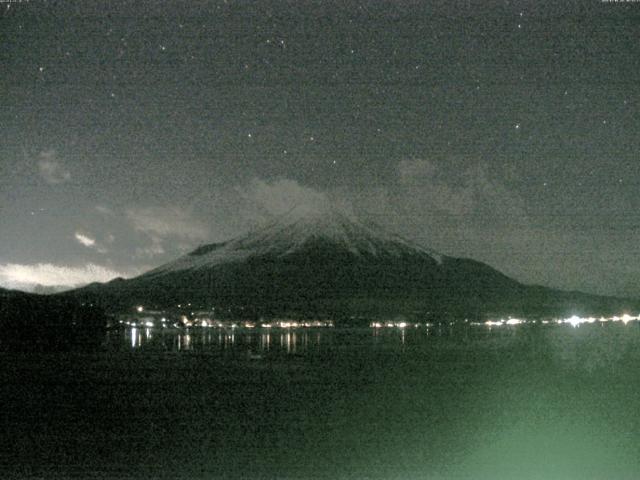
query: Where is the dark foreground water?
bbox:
[2,323,640,479]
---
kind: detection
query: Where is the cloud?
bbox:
[395,159,527,223]
[235,178,353,222]
[237,178,330,216]
[37,150,71,184]
[126,206,209,257]
[74,231,108,254]
[397,159,475,216]
[95,205,114,216]
[74,232,96,247]
[126,206,209,240]
[0,263,135,290]
[134,236,165,258]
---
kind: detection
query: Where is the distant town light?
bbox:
[484,320,504,326]
[566,316,581,327]
[136,305,144,313]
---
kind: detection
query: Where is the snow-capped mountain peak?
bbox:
[143,205,442,277]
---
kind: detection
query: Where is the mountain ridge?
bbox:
[143,205,442,278]
[66,206,639,319]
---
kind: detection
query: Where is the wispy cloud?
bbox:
[126,206,209,257]
[237,178,331,216]
[0,263,134,290]
[74,232,96,247]
[235,178,354,225]
[395,159,527,222]
[126,206,209,240]
[135,236,165,258]
[74,231,108,253]
[37,149,71,185]
[95,205,114,216]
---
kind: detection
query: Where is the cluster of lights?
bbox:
[479,318,525,327]
[559,314,638,327]
[269,320,334,328]
[122,314,334,330]
[370,322,434,329]
[478,314,639,328]
[128,305,639,331]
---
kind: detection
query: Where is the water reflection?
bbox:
[118,321,625,356]
[111,324,443,355]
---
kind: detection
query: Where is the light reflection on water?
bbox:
[111,322,640,362]
[112,323,520,355]
[117,327,329,354]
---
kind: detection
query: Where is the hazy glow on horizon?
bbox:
[0,262,134,290]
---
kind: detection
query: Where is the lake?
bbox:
[2,322,640,479]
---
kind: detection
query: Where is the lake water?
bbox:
[2,322,640,479]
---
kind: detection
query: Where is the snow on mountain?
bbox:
[143,204,442,277]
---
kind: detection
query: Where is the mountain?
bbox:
[0,288,107,351]
[68,205,637,320]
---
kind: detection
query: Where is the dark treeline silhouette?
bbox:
[0,288,107,352]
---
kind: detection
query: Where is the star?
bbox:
[514,123,521,130]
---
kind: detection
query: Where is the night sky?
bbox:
[1,0,639,296]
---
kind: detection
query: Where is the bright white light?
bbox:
[145,321,154,327]
[136,306,144,313]
[566,316,581,327]
[484,320,504,326]
[506,318,522,325]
